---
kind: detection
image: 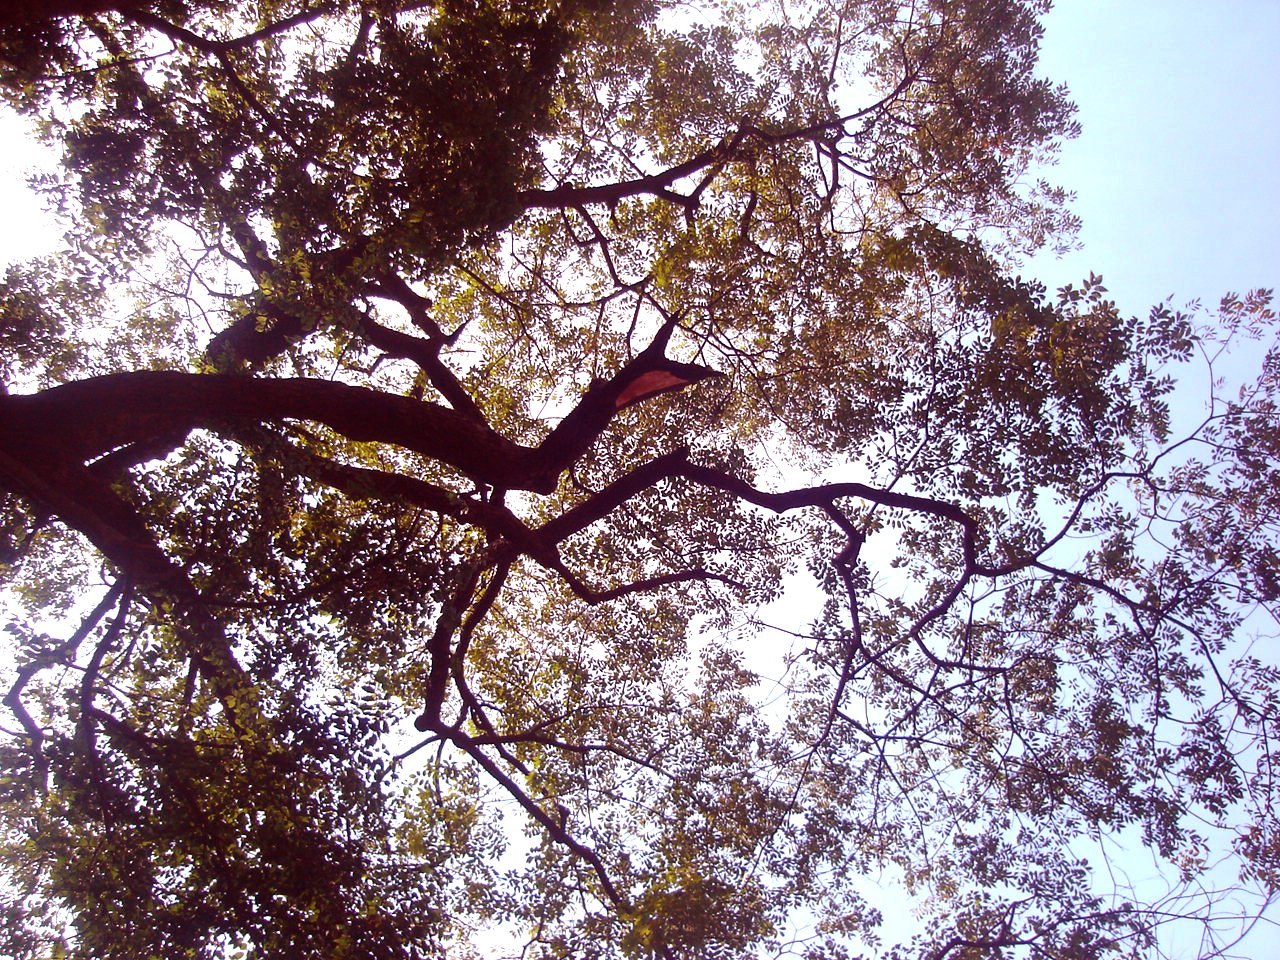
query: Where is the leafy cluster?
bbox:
[0,2,1276,959]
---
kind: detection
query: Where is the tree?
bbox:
[0,0,1276,957]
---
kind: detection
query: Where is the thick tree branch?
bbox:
[122,6,335,54]
[517,142,729,211]
[278,440,556,559]
[204,301,306,370]
[0,0,123,27]
[2,355,732,499]
[0,447,259,723]
[534,322,724,471]
[537,448,693,543]
[358,277,488,421]
[0,371,553,492]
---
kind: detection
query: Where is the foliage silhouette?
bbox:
[0,1,1276,957]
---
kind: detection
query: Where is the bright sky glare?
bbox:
[0,110,61,263]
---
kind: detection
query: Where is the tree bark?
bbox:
[0,371,556,491]
[0,0,129,28]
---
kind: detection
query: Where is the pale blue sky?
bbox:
[1029,0,1280,316]
[1025,11,1280,955]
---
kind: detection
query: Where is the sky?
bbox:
[1027,0,1280,318]
[1021,8,1280,954]
[1023,7,1280,953]
[0,114,55,265]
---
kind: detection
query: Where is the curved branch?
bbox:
[429,721,629,910]
[3,580,127,791]
[359,277,487,421]
[533,320,724,472]
[0,447,260,726]
[0,371,552,492]
[122,6,336,54]
[517,140,729,211]
[299,449,527,538]
[558,565,748,604]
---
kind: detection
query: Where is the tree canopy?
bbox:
[0,1,1276,957]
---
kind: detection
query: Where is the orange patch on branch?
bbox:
[614,370,693,409]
